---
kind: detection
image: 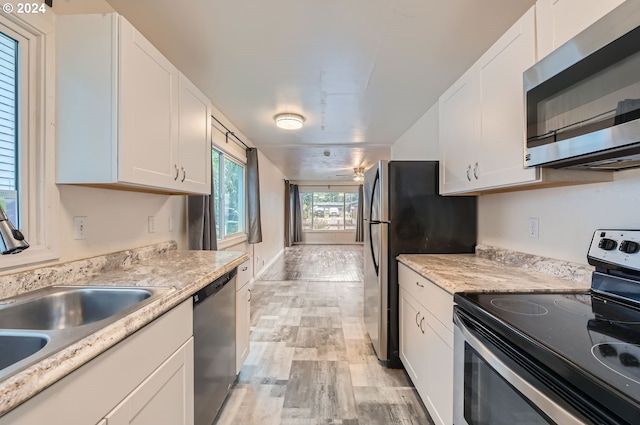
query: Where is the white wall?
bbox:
[390,103,439,160]
[478,168,640,265]
[58,186,186,262]
[251,149,286,274]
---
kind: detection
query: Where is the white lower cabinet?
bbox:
[236,260,252,374]
[399,287,427,387]
[424,314,454,425]
[0,300,194,425]
[398,263,454,425]
[104,338,194,425]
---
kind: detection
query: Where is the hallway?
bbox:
[214,245,432,425]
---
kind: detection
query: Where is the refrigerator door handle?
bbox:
[368,221,379,276]
[368,169,379,222]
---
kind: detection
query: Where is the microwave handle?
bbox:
[454,313,587,425]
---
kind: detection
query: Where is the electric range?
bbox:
[454,230,640,425]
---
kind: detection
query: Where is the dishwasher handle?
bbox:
[193,268,238,306]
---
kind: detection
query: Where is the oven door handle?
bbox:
[454,313,587,425]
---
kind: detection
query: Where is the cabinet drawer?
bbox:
[398,263,454,333]
[236,259,252,290]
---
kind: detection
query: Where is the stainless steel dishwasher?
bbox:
[193,268,237,425]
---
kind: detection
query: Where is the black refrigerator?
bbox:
[363,160,476,367]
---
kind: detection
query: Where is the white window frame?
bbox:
[300,188,360,233]
[0,8,58,271]
[212,146,247,249]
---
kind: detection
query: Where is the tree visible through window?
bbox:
[0,32,18,227]
[301,191,359,230]
[212,148,245,239]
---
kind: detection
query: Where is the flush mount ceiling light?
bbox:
[274,113,305,130]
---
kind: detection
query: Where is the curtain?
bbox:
[284,180,292,247]
[187,187,217,250]
[246,147,263,244]
[292,184,303,243]
[355,184,364,242]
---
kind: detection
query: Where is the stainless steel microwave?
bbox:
[524,0,640,171]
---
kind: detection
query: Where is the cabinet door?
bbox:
[105,338,194,425]
[236,284,251,374]
[475,7,537,190]
[398,288,427,396]
[536,0,625,59]
[177,73,212,194]
[423,314,454,425]
[118,16,179,189]
[438,68,478,195]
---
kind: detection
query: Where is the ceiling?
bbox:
[55,0,535,181]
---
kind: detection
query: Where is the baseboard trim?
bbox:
[255,248,284,279]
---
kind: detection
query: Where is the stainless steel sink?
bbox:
[0,287,154,330]
[0,333,49,371]
[0,285,172,381]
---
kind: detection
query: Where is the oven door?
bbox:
[453,309,589,425]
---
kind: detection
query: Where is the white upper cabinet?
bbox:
[440,7,536,194]
[536,0,626,59]
[118,18,179,189]
[177,74,212,193]
[439,68,479,194]
[56,14,211,195]
[475,7,537,189]
[439,5,611,195]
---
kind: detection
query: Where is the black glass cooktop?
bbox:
[456,291,640,408]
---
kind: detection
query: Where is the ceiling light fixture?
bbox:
[274,113,305,130]
[353,167,365,182]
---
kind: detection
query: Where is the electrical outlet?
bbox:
[73,216,87,240]
[148,216,156,233]
[168,216,174,232]
[528,217,539,239]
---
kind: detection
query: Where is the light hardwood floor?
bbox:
[214,245,433,425]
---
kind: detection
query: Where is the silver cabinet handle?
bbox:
[415,311,421,327]
[415,281,424,288]
[181,167,186,182]
[419,317,425,334]
[466,165,472,181]
[247,289,251,302]
[174,164,179,180]
[473,162,479,180]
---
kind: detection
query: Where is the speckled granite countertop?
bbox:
[398,246,592,295]
[0,244,250,417]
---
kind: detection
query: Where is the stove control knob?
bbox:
[619,240,640,254]
[598,238,618,251]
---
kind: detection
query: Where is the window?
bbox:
[301,191,359,231]
[212,148,245,239]
[0,12,57,270]
[0,32,18,227]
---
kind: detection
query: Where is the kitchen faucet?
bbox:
[0,204,29,254]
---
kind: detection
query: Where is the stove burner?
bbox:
[553,294,592,316]
[490,298,549,316]
[592,342,640,385]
